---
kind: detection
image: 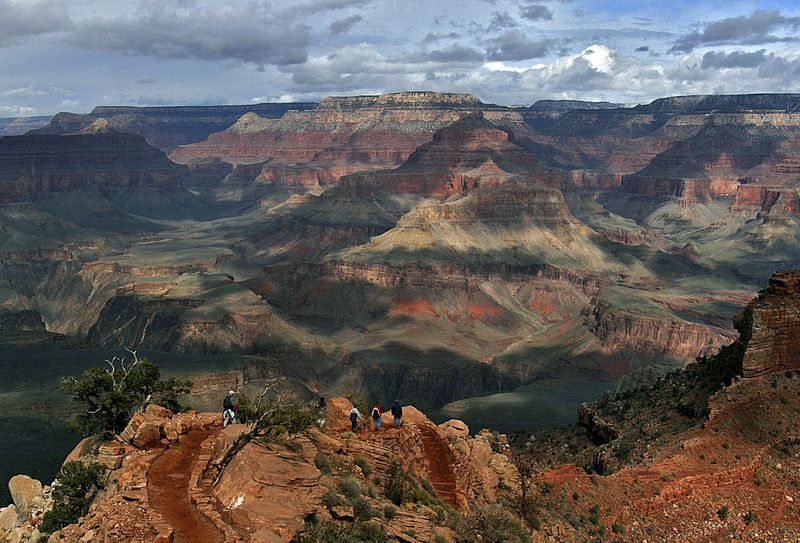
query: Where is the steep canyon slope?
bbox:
[0,92,799,423]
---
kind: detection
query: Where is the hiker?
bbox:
[371,402,382,431]
[391,400,403,429]
[317,397,327,428]
[222,390,238,427]
[349,405,361,432]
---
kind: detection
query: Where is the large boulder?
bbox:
[380,405,428,428]
[323,397,354,433]
[440,419,470,439]
[8,475,44,522]
[212,436,323,542]
[0,505,18,538]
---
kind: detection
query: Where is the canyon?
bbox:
[3,270,800,542]
[0,91,800,509]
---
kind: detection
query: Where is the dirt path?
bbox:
[148,429,223,543]
[418,425,458,506]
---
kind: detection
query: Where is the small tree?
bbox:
[212,381,320,483]
[510,447,539,529]
[61,349,192,436]
[39,461,106,534]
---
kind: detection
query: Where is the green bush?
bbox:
[321,489,343,509]
[291,520,388,543]
[315,453,332,475]
[588,504,600,525]
[717,505,729,521]
[385,461,410,505]
[468,504,530,543]
[354,455,372,476]
[352,497,376,520]
[383,504,396,520]
[40,461,106,534]
[61,355,192,435]
[340,476,362,501]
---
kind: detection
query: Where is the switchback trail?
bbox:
[148,429,223,543]
[418,424,458,506]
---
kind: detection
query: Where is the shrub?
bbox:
[291,520,388,543]
[354,455,372,476]
[468,504,530,543]
[321,489,343,508]
[612,523,625,534]
[588,504,600,525]
[383,504,396,520]
[385,461,411,505]
[717,505,729,521]
[340,476,362,501]
[40,462,106,534]
[352,497,376,520]
[744,511,755,525]
[315,453,332,475]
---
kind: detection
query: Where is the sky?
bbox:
[2,0,800,116]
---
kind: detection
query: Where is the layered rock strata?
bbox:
[736,270,800,377]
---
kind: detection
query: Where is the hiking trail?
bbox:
[148,429,223,543]
[418,424,458,506]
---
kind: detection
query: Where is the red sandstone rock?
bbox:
[736,270,800,377]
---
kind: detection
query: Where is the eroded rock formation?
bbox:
[736,270,800,377]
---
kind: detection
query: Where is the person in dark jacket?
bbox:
[222,390,238,427]
[391,400,403,429]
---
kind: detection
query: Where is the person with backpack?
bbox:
[391,400,403,429]
[371,402,382,431]
[222,390,238,427]
[349,405,361,432]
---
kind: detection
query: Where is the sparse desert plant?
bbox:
[40,461,106,534]
[315,453,332,475]
[385,461,411,505]
[354,455,372,476]
[352,497,376,520]
[382,504,396,520]
[321,489,343,508]
[468,504,530,543]
[340,475,363,500]
[717,505,729,521]
[291,520,388,543]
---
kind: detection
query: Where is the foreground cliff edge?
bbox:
[3,270,800,543]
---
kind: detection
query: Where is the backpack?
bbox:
[349,411,358,423]
[371,407,380,420]
[223,395,234,411]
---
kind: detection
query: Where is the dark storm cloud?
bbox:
[418,45,485,63]
[67,2,312,67]
[421,32,461,44]
[701,50,768,69]
[299,0,374,14]
[484,30,554,60]
[487,11,519,32]
[671,9,800,53]
[519,4,553,22]
[329,15,363,35]
[0,0,72,46]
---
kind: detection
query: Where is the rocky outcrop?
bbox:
[0,132,188,203]
[586,300,733,359]
[736,270,800,377]
[0,116,50,136]
[169,92,525,191]
[30,103,317,150]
